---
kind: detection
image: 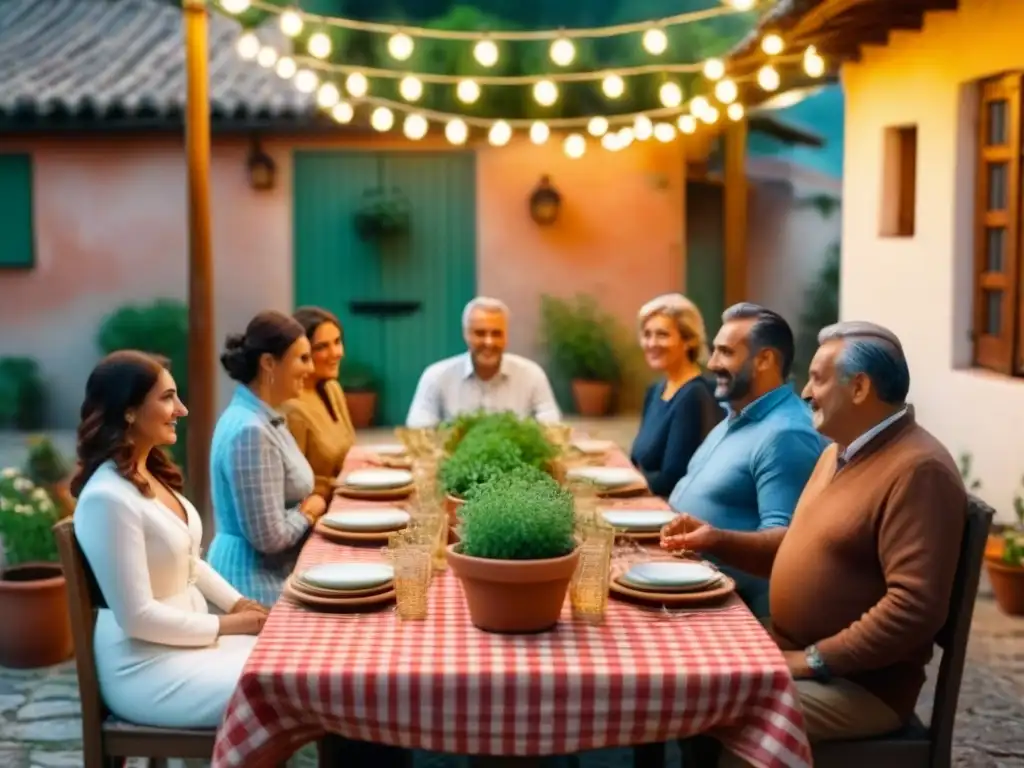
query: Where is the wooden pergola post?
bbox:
[723,118,749,307]
[182,0,215,526]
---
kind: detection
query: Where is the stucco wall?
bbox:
[840,0,1024,520]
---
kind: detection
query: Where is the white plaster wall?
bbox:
[840,0,1024,520]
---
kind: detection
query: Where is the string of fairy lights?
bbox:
[215,0,827,156]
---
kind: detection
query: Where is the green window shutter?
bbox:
[0,154,34,269]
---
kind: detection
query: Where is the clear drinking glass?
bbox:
[392,542,432,620]
[570,521,615,624]
[409,509,448,572]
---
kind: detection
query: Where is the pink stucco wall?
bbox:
[0,133,839,426]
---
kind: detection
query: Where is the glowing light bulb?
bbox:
[550,37,576,67]
[403,114,428,140]
[642,28,668,55]
[456,79,480,104]
[221,0,250,14]
[727,0,756,8]
[529,121,550,144]
[761,33,784,56]
[488,120,512,146]
[236,33,260,60]
[399,76,423,102]
[316,82,340,108]
[564,133,586,159]
[727,103,745,121]
[700,106,720,124]
[654,122,676,143]
[331,102,353,123]
[617,126,635,147]
[757,64,780,91]
[804,46,826,77]
[659,81,683,108]
[634,115,653,141]
[601,133,621,152]
[714,79,738,104]
[474,39,499,68]
[602,74,625,99]
[587,117,609,137]
[703,58,725,81]
[388,33,414,61]
[345,72,368,98]
[677,114,697,134]
[689,96,710,117]
[275,57,296,79]
[370,106,394,132]
[256,46,278,68]
[307,32,331,59]
[279,9,302,37]
[294,69,318,93]
[445,119,468,145]
[533,80,558,107]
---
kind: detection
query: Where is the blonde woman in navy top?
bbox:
[630,294,723,498]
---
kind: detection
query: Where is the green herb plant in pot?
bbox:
[438,428,527,524]
[446,468,578,633]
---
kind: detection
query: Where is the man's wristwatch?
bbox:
[804,644,831,682]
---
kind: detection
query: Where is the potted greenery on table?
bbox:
[340,360,378,429]
[985,477,1024,616]
[446,466,578,633]
[539,294,621,417]
[0,467,74,667]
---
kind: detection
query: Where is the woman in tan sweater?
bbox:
[282,307,356,500]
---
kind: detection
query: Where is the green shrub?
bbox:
[539,293,621,383]
[444,411,556,469]
[458,468,575,560]
[23,436,71,487]
[439,432,526,499]
[97,300,188,467]
[0,358,46,430]
[0,467,60,568]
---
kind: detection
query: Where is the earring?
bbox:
[126,414,135,425]
[268,370,276,389]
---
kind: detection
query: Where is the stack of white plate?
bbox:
[565,466,643,489]
[572,439,615,455]
[293,562,395,597]
[365,443,407,457]
[601,509,675,533]
[320,507,410,533]
[343,468,413,489]
[617,561,722,594]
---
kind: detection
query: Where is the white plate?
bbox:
[298,562,394,591]
[601,509,675,531]
[622,561,719,590]
[344,468,414,489]
[367,443,407,456]
[572,439,615,455]
[565,466,642,488]
[321,508,411,532]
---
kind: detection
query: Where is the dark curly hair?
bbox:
[69,350,184,499]
[220,310,305,384]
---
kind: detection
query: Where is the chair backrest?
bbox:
[53,518,109,759]
[928,494,993,755]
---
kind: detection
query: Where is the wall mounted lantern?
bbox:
[246,137,276,191]
[528,175,561,225]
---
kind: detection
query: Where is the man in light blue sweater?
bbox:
[668,303,827,617]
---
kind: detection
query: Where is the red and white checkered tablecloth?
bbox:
[212,448,811,768]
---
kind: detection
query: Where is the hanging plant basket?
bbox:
[353,186,412,241]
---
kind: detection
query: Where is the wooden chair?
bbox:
[54,518,216,768]
[678,494,994,768]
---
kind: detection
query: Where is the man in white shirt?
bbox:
[405,297,562,427]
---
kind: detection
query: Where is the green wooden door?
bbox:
[293,151,477,426]
[685,180,726,342]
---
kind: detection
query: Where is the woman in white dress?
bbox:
[71,350,268,729]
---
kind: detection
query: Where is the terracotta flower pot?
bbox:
[346,391,377,429]
[985,556,1024,616]
[446,544,579,634]
[444,494,465,525]
[0,563,74,668]
[571,380,612,417]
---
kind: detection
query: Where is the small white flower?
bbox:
[12,478,33,493]
[31,488,48,502]
[14,504,33,516]
[0,468,17,479]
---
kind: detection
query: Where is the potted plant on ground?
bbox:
[0,467,74,667]
[24,436,76,519]
[446,468,578,634]
[539,294,621,417]
[340,360,378,429]
[985,477,1024,616]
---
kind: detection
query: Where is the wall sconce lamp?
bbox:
[528,175,561,226]
[246,137,276,191]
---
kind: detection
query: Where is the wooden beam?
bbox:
[182,0,215,531]
[723,120,749,308]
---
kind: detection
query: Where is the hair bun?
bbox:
[224,333,246,351]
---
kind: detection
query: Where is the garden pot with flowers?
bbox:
[985,478,1024,616]
[446,467,578,634]
[0,467,74,668]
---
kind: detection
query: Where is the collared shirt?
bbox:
[839,406,909,465]
[207,385,315,605]
[667,385,829,617]
[405,352,562,427]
